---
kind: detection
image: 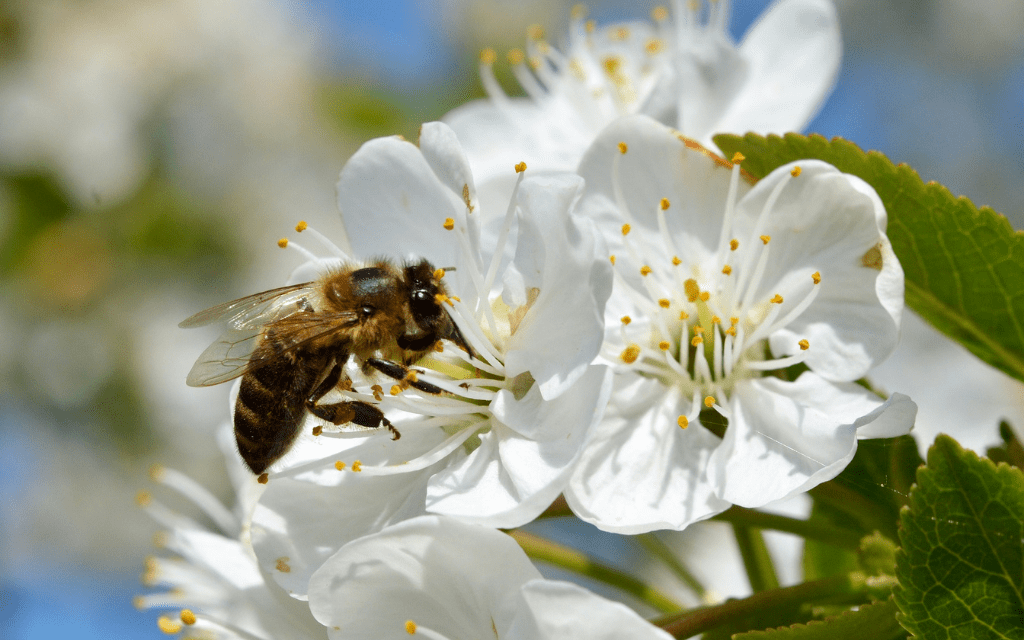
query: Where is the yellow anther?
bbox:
[132,595,145,610]
[277,237,288,248]
[276,557,291,573]
[799,339,810,351]
[691,336,703,346]
[621,315,632,325]
[621,223,631,236]
[711,315,721,324]
[679,310,689,320]
[434,292,448,305]
[791,166,802,177]
[335,461,346,471]
[352,460,363,472]
[312,425,322,436]
[731,152,745,164]
[602,56,622,75]
[480,48,496,65]
[507,48,524,65]
[180,610,197,625]
[515,161,527,173]
[158,616,183,634]
[257,473,269,484]
[405,371,419,382]
[433,268,445,280]
[609,255,616,265]
[684,278,700,302]
[571,3,588,20]
[660,197,670,210]
[770,294,784,304]
[722,264,732,275]
[730,238,739,251]
[645,38,664,55]
[371,384,384,401]
[450,295,461,303]
[529,55,542,70]
[677,415,689,429]
[760,235,771,245]
[617,141,628,154]
[611,26,630,40]
[390,385,402,396]
[527,24,545,40]
[658,341,671,351]
[652,6,669,21]
[152,531,168,548]
[585,19,596,34]
[135,491,151,507]
[731,316,739,325]
[148,463,165,482]
[658,298,671,309]
[620,344,641,364]
[704,395,716,408]
[672,256,681,266]
[699,291,710,302]
[640,265,652,276]
[693,325,705,335]
[725,326,737,336]
[812,271,821,284]
[443,217,455,230]
[406,620,418,634]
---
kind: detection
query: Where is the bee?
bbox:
[180,258,472,477]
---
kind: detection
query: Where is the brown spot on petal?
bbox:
[276,557,291,573]
[862,243,884,270]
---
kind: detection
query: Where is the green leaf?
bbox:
[894,434,1024,639]
[732,598,906,640]
[713,133,1024,385]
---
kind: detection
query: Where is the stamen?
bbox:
[293,220,350,259]
[481,169,526,304]
[745,351,808,371]
[279,237,321,264]
[510,51,548,102]
[479,49,511,105]
[716,158,743,257]
[148,465,237,536]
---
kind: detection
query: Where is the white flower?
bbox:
[565,115,916,533]
[307,515,674,640]
[444,0,841,213]
[248,122,613,597]
[135,423,326,639]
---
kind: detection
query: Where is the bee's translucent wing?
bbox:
[179,282,315,330]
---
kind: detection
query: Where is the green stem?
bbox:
[636,533,707,600]
[712,506,863,549]
[656,573,877,639]
[508,530,682,614]
[732,524,779,593]
[809,482,896,538]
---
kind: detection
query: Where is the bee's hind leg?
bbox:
[306,363,400,440]
[365,357,443,395]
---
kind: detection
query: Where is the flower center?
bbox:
[606,146,821,425]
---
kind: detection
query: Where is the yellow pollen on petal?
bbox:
[812,271,821,284]
[672,256,681,266]
[799,339,810,350]
[730,238,739,251]
[312,425,322,436]
[691,336,703,346]
[679,310,689,320]
[684,278,700,302]
[295,220,308,232]
[760,235,771,245]
[276,557,291,573]
[699,291,710,302]
[621,315,632,325]
[791,165,802,177]
[640,265,652,276]
[527,24,545,40]
[277,237,288,248]
[621,223,631,236]
[257,473,269,484]
[620,344,641,363]
[660,198,670,210]
[609,255,616,265]
[335,461,346,471]
[722,264,732,275]
[771,294,784,304]
[677,415,689,429]
[704,395,716,408]
[731,152,745,164]
[443,218,455,230]
[434,268,445,280]
[645,38,664,55]
[507,48,524,65]
[659,341,671,351]
[352,460,363,472]
[515,161,527,173]
[158,616,183,635]
[480,48,496,65]
[652,5,669,21]
[617,141,628,154]
[658,298,671,308]
[406,620,417,635]
[180,610,197,626]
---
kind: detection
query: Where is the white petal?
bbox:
[566,375,730,533]
[504,174,613,398]
[734,160,903,380]
[715,0,842,137]
[418,121,481,242]
[508,580,674,640]
[308,515,541,639]
[708,373,914,507]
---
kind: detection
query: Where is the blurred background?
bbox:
[0,0,1021,636]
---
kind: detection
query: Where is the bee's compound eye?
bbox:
[361,305,375,317]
